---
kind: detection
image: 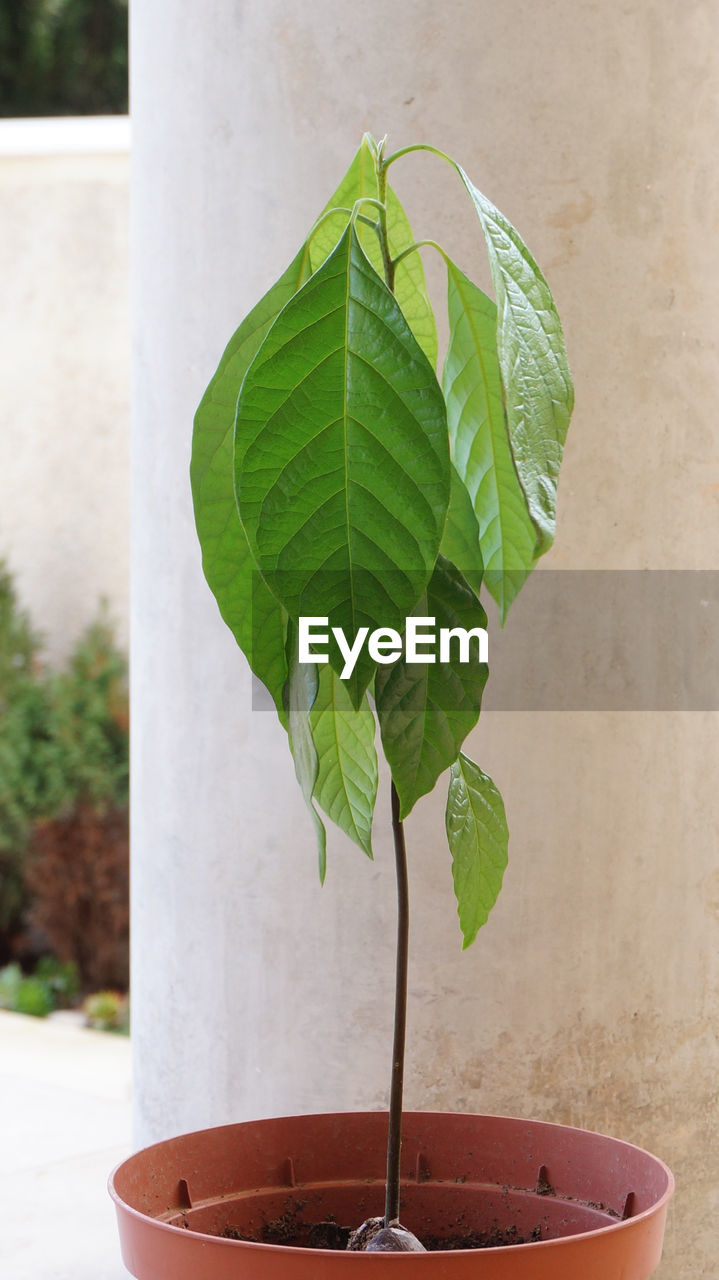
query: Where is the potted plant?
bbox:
[111,135,673,1276]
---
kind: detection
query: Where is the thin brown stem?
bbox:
[375,148,407,1228]
[384,781,410,1226]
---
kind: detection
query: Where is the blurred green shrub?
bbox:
[0,956,80,1019]
[44,610,129,814]
[34,955,80,1008]
[0,0,128,118]
[83,988,128,1033]
[0,961,22,1009]
[26,612,130,987]
[0,563,129,981]
[13,973,54,1018]
[0,565,53,940]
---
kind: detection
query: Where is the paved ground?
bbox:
[0,1008,132,1279]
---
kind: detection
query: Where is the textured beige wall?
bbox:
[131,4,718,1278]
[0,127,129,663]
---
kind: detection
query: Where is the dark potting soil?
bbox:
[220,1215,543,1252]
[423,1224,542,1250]
[222,1214,350,1250]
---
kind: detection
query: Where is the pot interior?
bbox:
[112,1110,672,1252]
[163,1179,619,1249]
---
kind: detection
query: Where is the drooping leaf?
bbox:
[286,622,327,882]
[386,185,438,368]
[443,258,537,622]
[191,245,313,717]
[310,666,377,857]
[456,169,574,556]
[446,753,508,948]
[376,557,488,819]
[309,136,438,366]
[235,223,450,708]
[439,464,484,598]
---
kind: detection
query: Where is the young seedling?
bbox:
[191,134,573,1248]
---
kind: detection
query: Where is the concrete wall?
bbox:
[0,118,130,663]
[131,4,718,1277]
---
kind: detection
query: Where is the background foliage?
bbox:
[0,0,128,117]
[28,804,129,988]
[0,565,52,935]
[0,563,129,986]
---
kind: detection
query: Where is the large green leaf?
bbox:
[309,136,438,367]
[439,464,484,598]
[191,245,313,716]
[286,623,327,882]
[443,259,537,622]
[376,557,488,819]
[446,753,508,948]
[456,169,574,556]
[310,666,377,857]
[235,223,450,708]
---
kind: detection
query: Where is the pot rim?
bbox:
[109,1110,675,1257]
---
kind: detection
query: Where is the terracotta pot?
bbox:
[110,1111,673,1278]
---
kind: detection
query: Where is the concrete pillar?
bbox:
[131,4,718,1275]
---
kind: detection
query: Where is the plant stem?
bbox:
[383,141,453,170]
[392,237,448,272]
[376,157,395,293]
[384,780,410,1226]
[376,150,406,1228]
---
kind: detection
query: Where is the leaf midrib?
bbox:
[343,237,355,639]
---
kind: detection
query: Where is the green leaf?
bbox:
[309,136,380,271]
[309,137,438,367]
[456,169,574,556]
[376,557,488,819]
[235,223,450,708]
[443,258,537,622]
[310,666,377,857]
[191,245,313,716]
[387,185,438,368]
[286,623,327,882]
[439,465,484,598]
[446,753,508,948]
